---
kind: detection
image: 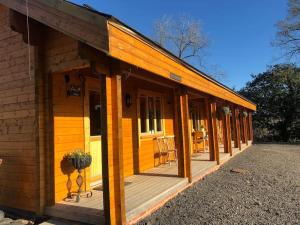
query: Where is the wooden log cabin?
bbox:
[0,1,256,225]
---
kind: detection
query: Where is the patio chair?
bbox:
[156,136,177,166]
[164,135,178,166]
[193,131,205,153]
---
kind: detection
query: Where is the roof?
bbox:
[65,0,255,108]
[0,0,255,108]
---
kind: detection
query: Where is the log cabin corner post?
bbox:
[206,98,220,164]
[177,87,192,183]
[101,60,126,225]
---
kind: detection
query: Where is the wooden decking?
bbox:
[46,144,250,224]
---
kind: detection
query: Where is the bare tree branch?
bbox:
[153,14,208,61]
[274,0,300,60]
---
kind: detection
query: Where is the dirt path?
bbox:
[137,144,300,225]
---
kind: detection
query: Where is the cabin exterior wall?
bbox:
[0,5,37,212]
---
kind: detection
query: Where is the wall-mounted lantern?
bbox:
[125,93,132,107]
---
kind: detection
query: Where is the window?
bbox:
[139,93,163,135]
[89,91,101,136]
[190,104,202,131]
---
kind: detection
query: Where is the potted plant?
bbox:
[243,111,248,117]
[222,106,230,115]
[65,150,92,202]
[65,150,92,172]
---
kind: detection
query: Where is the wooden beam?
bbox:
[9,9,44,46]
[235,109,242,150]
[249,112,254,141]
[206,98,219,164]
[173,89,181,177]
[232,107,238,148]
[1,0,109,52]
[100,61,126,225]
[243,113,248,146]
[222,112,229,154]
[177,87,192,182]
[227,114,232,156]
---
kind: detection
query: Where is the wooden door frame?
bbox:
[84,76,103,185]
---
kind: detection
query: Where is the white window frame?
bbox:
[138,90,164,137]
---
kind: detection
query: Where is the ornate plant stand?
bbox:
[64,151,93,203]
[75,169,92,202]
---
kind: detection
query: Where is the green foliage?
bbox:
[239,64,300,143]
[65,150,92,170]
[222,106,230,115]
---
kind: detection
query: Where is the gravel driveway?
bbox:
[137,144,300,225]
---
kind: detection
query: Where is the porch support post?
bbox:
[232,107,238,149]
[177,87,192,183]
[101,63,126,225]
[249,112,254,141]
[234,108,241,150]
[226,114,233,156]
[221,107,232,156]
[240,110,245,145]
[206,98,220,164]
[242,111,248,146]
[222,111,229,154]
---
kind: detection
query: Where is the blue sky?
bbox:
[70,0,288,90]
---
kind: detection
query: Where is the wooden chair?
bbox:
[156,136,177,166]
[164,135,178,165]
[193,131,205,153]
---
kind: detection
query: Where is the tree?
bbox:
[239,64,300,142]
[275,0,300,59]
[154,14,208,61]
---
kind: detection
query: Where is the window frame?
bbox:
[137,89,165,138]
[88,90,102,137]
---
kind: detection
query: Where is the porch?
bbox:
[45,150,236,224]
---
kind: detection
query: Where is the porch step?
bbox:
[125,177,188,222]
[45,205,104,225]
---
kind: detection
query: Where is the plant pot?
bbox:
[222,106,230,115]
[71,156,92,171]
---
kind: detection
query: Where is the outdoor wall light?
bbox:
[125,93,132,107]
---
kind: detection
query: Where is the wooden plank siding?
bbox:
[0,0,109,53]
[122,76,175,175]
[108,21,256,111]
[0,5,37,211]
[44,29,92,203]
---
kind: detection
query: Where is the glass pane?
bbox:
[193,112,197,131]
[89,91,101,136]
[155,97,162,132]
[148,97,154,134]
[140,96,147,133]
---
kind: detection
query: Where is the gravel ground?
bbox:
[137,144,300,225]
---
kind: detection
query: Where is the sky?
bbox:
[70,0,288,90]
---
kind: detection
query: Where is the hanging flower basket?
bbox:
[243,111,248,118]
[222,106,230,115]
[65,150,92,171]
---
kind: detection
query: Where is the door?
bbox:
[84,77,102,186]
